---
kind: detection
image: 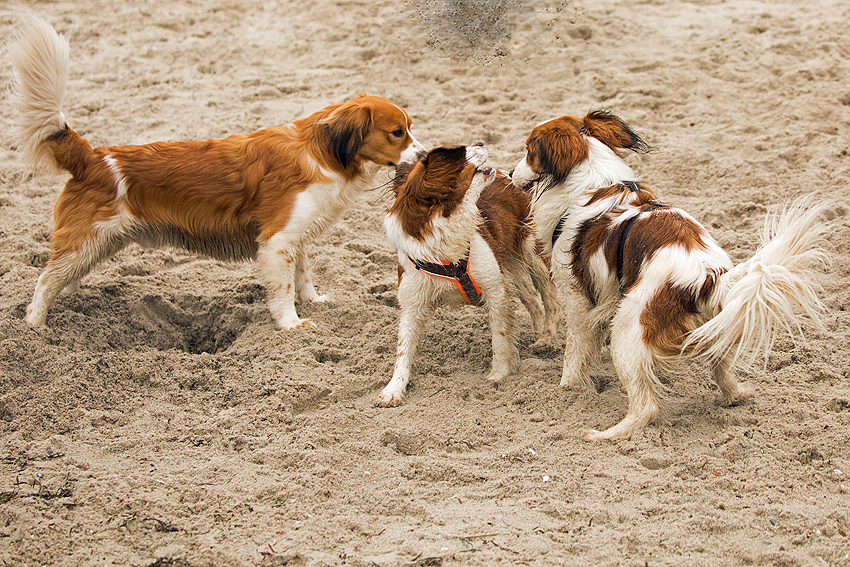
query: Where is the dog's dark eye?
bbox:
[391,129,404,138]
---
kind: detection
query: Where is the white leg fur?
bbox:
[713,353,754,405]
[294,244,326,303]
[524,237,560,350]
[257,234,314,329]
[583,300,659,441]
[26,231,125,326]
[483,277,515,383]
[374,273,434,406]
[510,266,545,334]
[559,287,601,389]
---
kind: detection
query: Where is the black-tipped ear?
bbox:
[324,104,372,169]
[582,110,651,154]
[424,145,466,166]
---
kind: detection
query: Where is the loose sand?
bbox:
[1,0,849,565]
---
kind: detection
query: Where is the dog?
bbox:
[510,110,829,441]
[374,144,560,407]
[9,11,425,329]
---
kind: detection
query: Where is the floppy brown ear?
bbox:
[421,145,466,179]
[582,110,651,154]
[324,102,373,169]
[400,146,462,199]
[531,123,588,188]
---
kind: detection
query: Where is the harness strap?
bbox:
[624,180,641,193]
[551,181,642,249]
[616,203,667,294]
[410,252,483,305]
[551,214,569,248]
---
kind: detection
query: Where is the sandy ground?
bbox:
[1,0,849,565]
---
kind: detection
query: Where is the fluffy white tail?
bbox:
[7,9,70,172]
[685,199,830,370]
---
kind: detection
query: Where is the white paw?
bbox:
[24,307,46,327]
[581,429,606,442]
[466,145,488,167]
[485,370,509,383]
[530,334,557,352]
[61,282,79,295]
[373,389,405,407]
[275,316,316,330]
[722,383,755,406]
[298,291,327,303]
[559,373,589,389]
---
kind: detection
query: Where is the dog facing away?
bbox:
[374,145,560,407]
[8,11,424,329]
[511,110,829,441]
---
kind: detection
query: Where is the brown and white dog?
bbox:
[9,11,424,329]
[511,110,829,441]
[374,144,560,406]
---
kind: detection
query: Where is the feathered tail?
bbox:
[684,199,830,370]
[7,9,70,172]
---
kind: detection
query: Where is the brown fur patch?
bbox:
[389,145,475,241]
[46,95,413,257]
[611,206,710,294]
[525,116,588,186]
[571,215,613,305]
[581,110,650,155]
[477,171,531,267]
[640,283,699,356]
[640,272,724,357]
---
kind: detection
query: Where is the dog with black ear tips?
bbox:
[375,145,559,407]
[9,10,425,329]
[512,110,829,441]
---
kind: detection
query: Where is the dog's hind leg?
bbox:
[525,243,560,351]
[582,304,659,441]
[26,230,126,326]
[484,280,517,383]
[509,264,545,334]
[713,353,754,405]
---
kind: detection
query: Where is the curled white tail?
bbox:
[685,200,830,370]
[7,9,70,172]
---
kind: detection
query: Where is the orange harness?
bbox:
[410,251,482,305]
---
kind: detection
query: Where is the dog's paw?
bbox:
[373,390,404,407]
[61,281,79,295]
[24,307,46,327]
[529,336,557,354]
[276,317,316,330]
[721,382,755,406]
[581,428,628,442]
[485,370,509,383]
[297,290,327,303]
[559,373,591,389]
[581,428,606,442]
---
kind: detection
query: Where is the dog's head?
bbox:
[388,144,494,241]
[511,110,650,193]
[321,94,424,172]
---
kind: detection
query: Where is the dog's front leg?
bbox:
[559,286,599,389]
[294,243,327,303]
[374,275,433,407]
[257,234,314,329]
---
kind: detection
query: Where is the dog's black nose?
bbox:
[508,168,515,178]
[472,141,484,146]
